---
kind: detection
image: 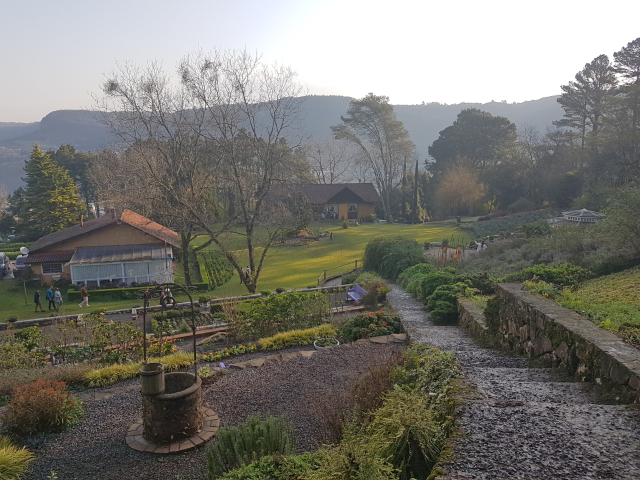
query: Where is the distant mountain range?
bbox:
[0,95,563,192]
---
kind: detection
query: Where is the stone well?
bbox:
[142,372,204,444]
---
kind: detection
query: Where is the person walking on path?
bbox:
[54,288,63,311]
[46,286,55,310]
[78,286,90,308]
[34,290,44,312]
[242,266,251,285]
[329,232,333,241]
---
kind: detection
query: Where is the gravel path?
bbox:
[24,343,402,480]
[388,284,640,480]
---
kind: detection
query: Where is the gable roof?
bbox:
[30,210,180,252]
[267,183,381,205]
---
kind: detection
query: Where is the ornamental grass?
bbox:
[0,436,34,480]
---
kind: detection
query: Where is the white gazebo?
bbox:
[561,208,604,225]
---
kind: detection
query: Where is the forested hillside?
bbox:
[0,95,562,191]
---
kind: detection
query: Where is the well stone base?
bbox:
[142,372,203,444]
[126,406,219,454]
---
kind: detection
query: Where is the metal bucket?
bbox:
[140,362,165,395]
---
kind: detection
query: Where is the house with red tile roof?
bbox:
[27,210,180,287]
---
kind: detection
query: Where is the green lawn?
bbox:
[1,221,467,321]
[204,220,467,297]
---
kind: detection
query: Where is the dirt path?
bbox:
[388,284,640,480]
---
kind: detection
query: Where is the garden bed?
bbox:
[22,342,404,479]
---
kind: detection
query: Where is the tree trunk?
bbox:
[180,232,192,286]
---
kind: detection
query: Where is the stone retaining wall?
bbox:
[458,282,640,404]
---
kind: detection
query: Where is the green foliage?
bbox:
[19,144,84,239]
[459,209,557,238]
[83,352,193,387]
[398,263,436,289]
[0,435,35,480]
[364,237,425,280]
[242,292,329,338]
[341,311,403,342]
[258,324,337,351]
[2,380,84,437]
[507,197,534,213]
[521,279,560,299]
[483,297,502,332]
[418,270,459,302]
[65,282,208,301]
[203,344,257,363]
[367,391,443,480]
[199,250,234,288]
[520,220,551,238]
[362,213,376,223]
[216,454,319,480]
[598,187,640,256]
[0,342,37,371]
[341,221,349,229]
[198,365,215,379]
[501,262,593,287]
[427,282,472,323]
[13,326,44,352]
[204,414,295,479]
[260,290,271,296]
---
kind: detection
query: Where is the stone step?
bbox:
[472,379,595,404]
[465,366,570,383]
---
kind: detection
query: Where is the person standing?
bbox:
[46,286,55,310]
[34,290,44,312]
[329,232,333,241]
[54,288,63,311]
[78,285,90,308]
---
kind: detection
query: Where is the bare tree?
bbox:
[94,49,311,293]
[304,136,353,184]
[435,162,484,216]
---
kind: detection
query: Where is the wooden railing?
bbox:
[317,260,359,286]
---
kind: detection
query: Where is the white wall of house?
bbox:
[70,260,173,287]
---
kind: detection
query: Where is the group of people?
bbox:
[34,287,64,312]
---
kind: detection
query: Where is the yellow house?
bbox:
[268,183,380,220]
[26,210,180,287]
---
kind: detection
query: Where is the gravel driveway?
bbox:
[388,284,640,480]
[24,343,402,480]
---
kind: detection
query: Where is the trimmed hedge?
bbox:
[66,283,208,301]
[258,324,337,350]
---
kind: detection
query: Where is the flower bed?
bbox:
[341,310,403,342]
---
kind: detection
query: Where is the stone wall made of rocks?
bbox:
[458,283,640,404]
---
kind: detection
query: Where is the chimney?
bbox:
[80,215,84,227]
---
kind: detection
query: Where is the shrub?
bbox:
[260,290,271,296]
[0,363,93,397]
[502,262,593,287]
[354,272,385,292]
[276,288,286,293]
[364,237,425,280]
[520,220,551,238]
[362,213,376,223]
[521,279,560,299]
[13,326,44,351]
[396,343,460,400]
[3,380,84,436]
[0,436,34,480]
[204,414,295,479]
[307,423,397,480]
[426,282,472,323]
[245,292,330,338]
[199,250,234,289]
[216,454,319,480]
[0,342,38,371]
[398,263,436,289]
[418,270,459,302]
[341,311,403,342]
[258,324,337,351]
[203,344,257,363]
[507,197,534,213]
[341,220,349,229]
[83,352,193,387]
[367,390,443,480]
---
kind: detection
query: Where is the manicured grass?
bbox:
[205,220,467,297]
[559,267,640,331]
[1,221,466,321]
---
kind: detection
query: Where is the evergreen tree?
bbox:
[21,144,84,238]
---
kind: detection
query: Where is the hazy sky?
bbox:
[1,0,639,122]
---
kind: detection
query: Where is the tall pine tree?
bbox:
[21,144,84,238]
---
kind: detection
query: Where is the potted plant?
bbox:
[313,337,339,350]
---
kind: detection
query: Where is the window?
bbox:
[348,204,358,212]
[42,264,63,274]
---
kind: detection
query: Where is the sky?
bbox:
[1,0,639,123]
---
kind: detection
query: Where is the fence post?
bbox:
[355,260,358,269]
[324,270,327,281]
